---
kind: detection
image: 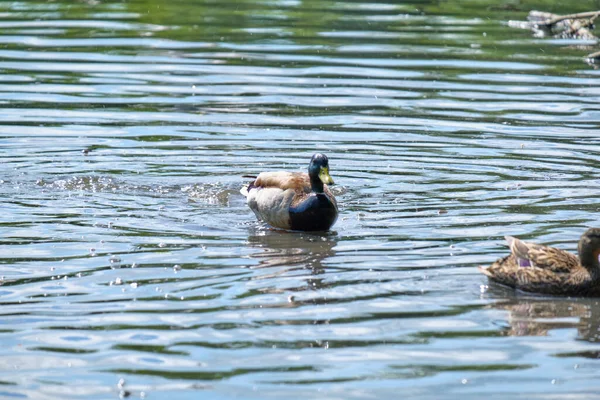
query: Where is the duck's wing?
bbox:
[240,171,308,198]
[254,171,310,192]
[479,236,583,294]
[242,172,309,230]
[505,236,579,273]
[479,256,587,294]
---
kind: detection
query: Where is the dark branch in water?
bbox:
[509,10,600,66]
[586,50,600,60]
[509,10,598,40]
[538,11,600,27]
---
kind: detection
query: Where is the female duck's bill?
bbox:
[240,153,339,232]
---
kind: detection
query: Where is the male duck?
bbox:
[479,228,600,296]
[240,153,338,231]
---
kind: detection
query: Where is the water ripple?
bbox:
[1,0,600,399]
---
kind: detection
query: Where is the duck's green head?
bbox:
[309,153,334,186]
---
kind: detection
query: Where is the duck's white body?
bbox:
[242,174,299,229]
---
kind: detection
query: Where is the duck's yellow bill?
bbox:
[319,167,334,185]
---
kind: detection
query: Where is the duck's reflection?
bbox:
[245,228,337,290]
[492,297,600,343]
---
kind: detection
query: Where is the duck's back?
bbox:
[254,171,311,192]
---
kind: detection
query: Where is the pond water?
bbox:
[2,0,600,398]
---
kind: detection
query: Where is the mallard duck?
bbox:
[479,228,600,296]
[240,153,338,231]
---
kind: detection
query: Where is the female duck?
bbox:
[480,228,600,296]
[240,153,338,231]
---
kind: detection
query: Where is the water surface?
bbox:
[2,0,600,398]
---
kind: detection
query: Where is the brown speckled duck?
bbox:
[479,228,600,296]
[240,153,338,231]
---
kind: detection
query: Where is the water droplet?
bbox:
[109,256,122,269]
[173,264,181,272]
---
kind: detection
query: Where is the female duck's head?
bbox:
[578,228,600,273]
[308,153,334,192]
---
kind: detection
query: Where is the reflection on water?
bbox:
[247,229,336,270]
[246,229,338,310]
[494,298,600,344]
[2,0,600,398]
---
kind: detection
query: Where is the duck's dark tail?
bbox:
[240,175,257,197]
